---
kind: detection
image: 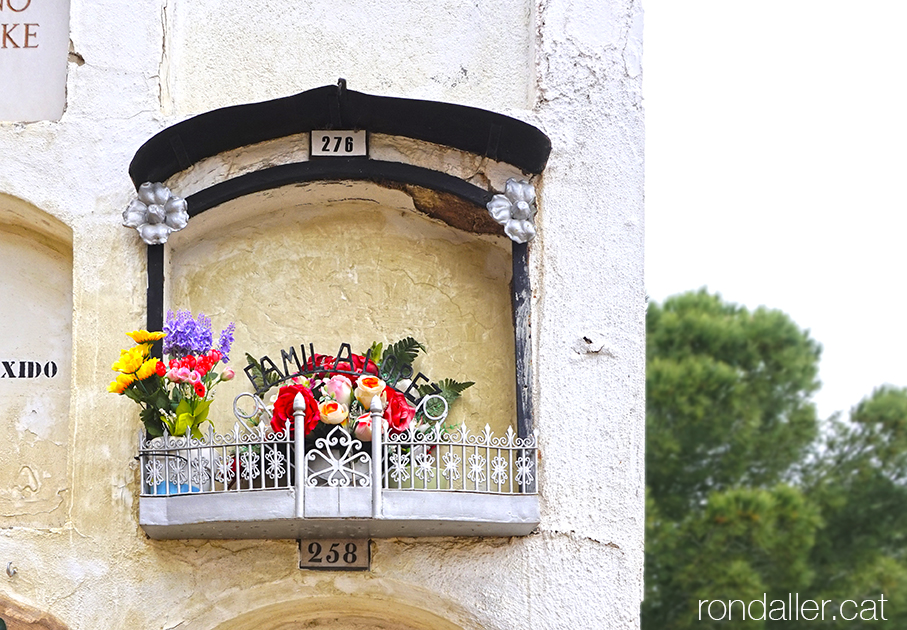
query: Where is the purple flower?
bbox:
[217,322,236,363]
[163,310,214,358]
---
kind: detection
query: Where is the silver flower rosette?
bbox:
[123,182,189,245]
[487,178,538,244]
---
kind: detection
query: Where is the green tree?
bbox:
[644,290,907,628]
[646,289,821,520]
[644,290,823,628]
[800,385,907,627]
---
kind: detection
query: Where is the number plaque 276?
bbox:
[298,539,370,571]
[310,130,367,157]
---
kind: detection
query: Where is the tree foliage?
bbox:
[644,290,907,628]
[646,289,821,519]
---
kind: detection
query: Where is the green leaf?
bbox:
[193,399,212,425]
[122,385,144,403]
[437,378,474,396]
[173,411,193,437]
[153,389,171,413]
[419,378,473,406]
[245,353,268,391]
[381,337,426,367]
[366,342,383,363]
[140,406,164,437]
[175,398,191,418]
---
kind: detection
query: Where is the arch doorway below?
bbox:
[209,596,469,630]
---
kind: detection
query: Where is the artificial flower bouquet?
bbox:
[246,338,473,446]
[108,310,236,438]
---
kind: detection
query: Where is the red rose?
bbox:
[351,353,380,376]
[301,353,378,381]
[155,360,167,377]
[383,386,415,434]
[331,353,380,378]
[271,384,320,437]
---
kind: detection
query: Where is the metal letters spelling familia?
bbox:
[246,341,436,404]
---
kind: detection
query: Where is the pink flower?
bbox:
[222,367,235,381]
[384,386,415,434]
[325,375,352,406]
[187,370,201,384]
[354,413,373,441]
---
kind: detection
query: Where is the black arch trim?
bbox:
[129,83,551,187]
[183,158,493,219]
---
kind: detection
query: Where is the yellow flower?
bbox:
[112,344,151,374]
[135,358,159,380]
[126,330,167,344]
[108,373,135,393]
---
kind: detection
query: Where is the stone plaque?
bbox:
[0,0,70,122]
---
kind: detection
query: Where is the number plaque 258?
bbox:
[310,130,367,157]
[298,539,370,571]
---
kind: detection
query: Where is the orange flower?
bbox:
[135,358,159,380]
[318,400,349,425]
[108,373,135,394]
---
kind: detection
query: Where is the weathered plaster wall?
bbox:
[0,0,644,628]
[162,0,535,115]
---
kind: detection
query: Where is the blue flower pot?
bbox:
[153,482,200,495]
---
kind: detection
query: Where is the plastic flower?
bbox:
[108,373,135,393]
[384,386,415,434]
[324,375,353,407]
[126,330,167,344]
[163,310,214,358]
[217,322,236,362]
[122,182,189,245]
[135,358,160,380]
[355,375,387,409]
[110,313,234,439]
[486,178,538,244]
[318,400,349,425]
[112,344,151,374]
[271,384,320,437]
[353,413,373,441]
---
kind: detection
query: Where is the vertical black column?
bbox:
[147,244,165,357]
[511,241,533,440]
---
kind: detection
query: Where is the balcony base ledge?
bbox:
[139,490,539,539]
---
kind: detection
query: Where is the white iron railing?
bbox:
[138,393,538,498]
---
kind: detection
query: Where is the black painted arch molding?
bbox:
[129,81,551,188]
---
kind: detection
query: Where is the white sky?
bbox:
[644,1,907,420]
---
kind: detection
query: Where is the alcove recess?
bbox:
[129,81,550,439]
[0,194,73,528]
